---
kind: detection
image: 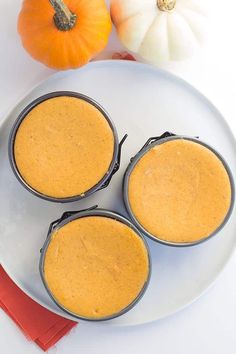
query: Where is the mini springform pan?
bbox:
[8,91,127,203]
[123,132,235,247]
[39,206,151,321]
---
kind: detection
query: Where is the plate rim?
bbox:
[1,59,236,326]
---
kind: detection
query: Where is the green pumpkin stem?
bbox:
[49,0,77,31]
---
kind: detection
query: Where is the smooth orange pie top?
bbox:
[44,216,149,319]
[128,139,232,243]
[14,96,114,198]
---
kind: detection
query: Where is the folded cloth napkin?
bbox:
[0,266,77,351]
[112,51,136,61]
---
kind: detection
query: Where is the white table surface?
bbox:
[1,1,236,353]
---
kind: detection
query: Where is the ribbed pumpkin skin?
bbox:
[18,0,112,70]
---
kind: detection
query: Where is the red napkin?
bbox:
[112,51,136,61]
[0,266,77,351]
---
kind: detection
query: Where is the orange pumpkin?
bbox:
[18,0,112,70]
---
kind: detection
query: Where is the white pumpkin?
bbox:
[111,0,207,64]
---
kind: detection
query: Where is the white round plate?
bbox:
[0,60,236,326]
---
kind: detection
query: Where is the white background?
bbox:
[1,1,236,353]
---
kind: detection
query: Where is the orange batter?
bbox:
[14,96,114,198]
[128,139,232,243]
[44,216,149,319]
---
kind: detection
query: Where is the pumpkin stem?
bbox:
[49,0,77,31]
[157,0,176,11]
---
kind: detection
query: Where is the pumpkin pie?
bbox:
[43,215,149,319]
[127,139,232,243]
[14,96,115,198]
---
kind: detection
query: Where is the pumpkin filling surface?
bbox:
[43,216,149,319]
[128,139,232,243]
[14,96,114,198]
